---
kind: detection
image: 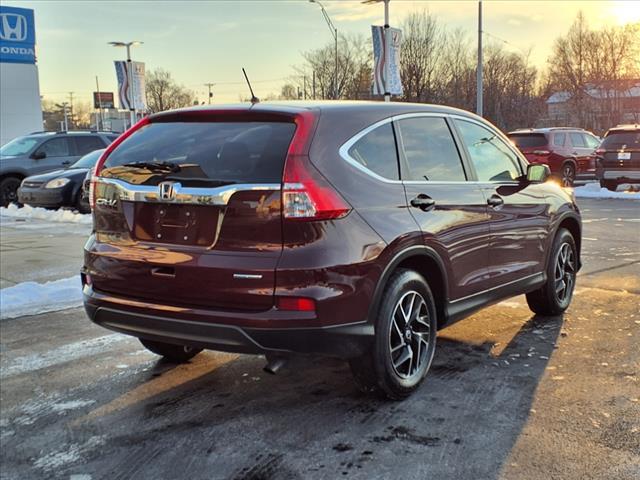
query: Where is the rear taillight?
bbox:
[595,148,606,156]
[533,150,551,156]
[281,111,351,221]
[282,156,351,220]
[90,116,150,209]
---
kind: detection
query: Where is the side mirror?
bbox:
[31,151,46,160]
[526,163,550,183]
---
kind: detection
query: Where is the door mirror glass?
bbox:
[31,151,46,160]
[527,164,550,183]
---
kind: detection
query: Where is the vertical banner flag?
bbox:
[114,60,146,111]
[371,25,403,96]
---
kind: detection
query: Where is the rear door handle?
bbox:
[151,266,175,278]
[487,195,504,207]
[410,194,436,212]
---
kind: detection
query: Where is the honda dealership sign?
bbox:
[0,6,36,64]
[115,60,147,111]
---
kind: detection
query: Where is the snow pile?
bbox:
[0,276,83,320]
[574,183,640,200]
[0,204,92,224]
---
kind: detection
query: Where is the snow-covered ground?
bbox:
[0,276,83,320]
[573,182,640,200]
[0,204,92,224]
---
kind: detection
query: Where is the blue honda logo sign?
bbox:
[0,6,36,64]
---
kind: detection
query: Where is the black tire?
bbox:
[526,228,577,316]
[76,191,91,214]
[560,162,576,187]
[349,269,437,400]
[600,179,618,192]
[139,338,202,363]
[0,176,21,207]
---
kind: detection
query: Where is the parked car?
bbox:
[17,149,104,214]
[83,102,581,399]
[0,131,119,206]
[507,127,601,186]
[596,124,640,191]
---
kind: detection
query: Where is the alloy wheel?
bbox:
[554,242,576,304]
[389,290,431,379]
[561,164,575,187]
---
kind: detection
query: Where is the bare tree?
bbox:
[145,68,197,113]
[399,10,444,103]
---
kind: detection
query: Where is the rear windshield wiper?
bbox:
[120,161,182,173]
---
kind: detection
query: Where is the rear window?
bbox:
[508,133,547,149]
[601,131,640,150]
[103,121,296,185]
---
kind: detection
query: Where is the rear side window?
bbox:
[601,131,640,149]
[569,132,587,148]
[456,120,522,182]
[397,117,466,181]
[36,138,72,157]
[74,136,106,155]
[347,123,399,180]
[103,121,296,184]
[553,133,566,146]
[508,133,547,149]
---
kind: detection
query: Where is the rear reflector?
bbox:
[276,297,316,312]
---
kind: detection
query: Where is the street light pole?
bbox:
[477,0,483,116]
[204,83,216,104]
[362,0,392,102]
[109,41,143,128]
[309,0,339,100]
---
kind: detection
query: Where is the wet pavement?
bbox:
[0,198,638,479]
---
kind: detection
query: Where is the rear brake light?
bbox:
[90,116,150,208]
[595,148,605,155]
[533,150,550,156]
[276,297,316,312]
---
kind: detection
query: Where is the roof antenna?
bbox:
[242,68,259,104]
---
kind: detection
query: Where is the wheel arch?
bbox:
[370,246,449,329]
[0,172,26,182]
[551,213,582,272]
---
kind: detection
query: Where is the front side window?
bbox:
[584,134,600,149]
[347,123,399,180]
[396,117,466,181]
[36,138,72,157]
[0,136,39,156]
[456,120,522,182]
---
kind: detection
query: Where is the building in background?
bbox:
[0,5,43,146]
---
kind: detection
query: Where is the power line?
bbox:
[483,30,527,54]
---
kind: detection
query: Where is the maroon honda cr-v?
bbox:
[83,102,581,399]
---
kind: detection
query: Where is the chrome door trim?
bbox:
[95,177,281,206]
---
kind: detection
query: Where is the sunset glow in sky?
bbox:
[8,0,640,105]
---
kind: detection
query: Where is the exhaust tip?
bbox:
[263,356,288,375]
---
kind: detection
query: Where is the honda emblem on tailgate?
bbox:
[159,181,176,201]
[0,13,27,41]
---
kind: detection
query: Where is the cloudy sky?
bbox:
[9,0,640,105]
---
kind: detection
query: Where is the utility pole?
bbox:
[95,76,104,131]
[383,0,390,102]
[312,70,316,100]
[204,83,215,104]
[303,75,307,100]
[477,0,483,116]
[61,102,69,131]
[68,92,74,129]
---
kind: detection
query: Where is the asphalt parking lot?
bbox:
[0,197,638,480]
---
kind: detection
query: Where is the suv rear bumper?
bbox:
[83,286,373,359]
[599,170,640,182]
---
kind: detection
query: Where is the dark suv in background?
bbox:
[83,102,581,399]
[0,130,118,206]
[596,124,640,191]
[508,127,600,186]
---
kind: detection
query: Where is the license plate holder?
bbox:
[618,152,631,160]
